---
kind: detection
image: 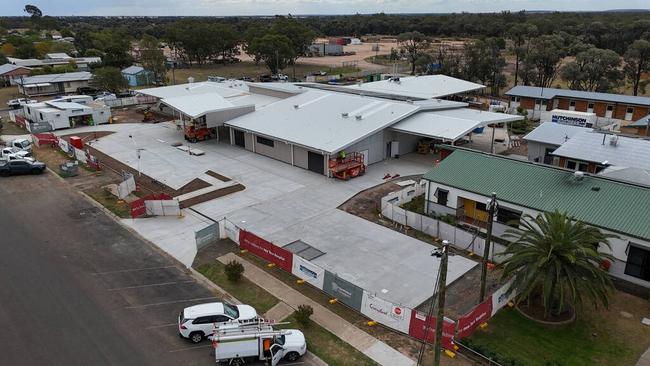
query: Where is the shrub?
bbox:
[295,305,314,327]
[224,260,244,282]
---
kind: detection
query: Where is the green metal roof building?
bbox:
[423,148,650,241]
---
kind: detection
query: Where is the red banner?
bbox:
[239,230,293,272]
[33,133,57,146]
[15,115,26,129]
[130,198,146,218]
[408,310,456,350]
[456,298,492,340]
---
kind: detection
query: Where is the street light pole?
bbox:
[433,240,450,366]
[129,134,143,177]
[479,192,498,302]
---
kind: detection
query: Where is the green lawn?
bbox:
[195,261,279,314]
[84,187,132,218]
[282,313,379,366]
[167,61,359,83]
[466,299,650,366]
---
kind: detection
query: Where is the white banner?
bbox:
[58,137,70,154]
[74,147,87,163]
[360,291,411,333]
[117,174,136,199]
[223,220,240,244]
[491,279,516,316]
[291,255,325,290]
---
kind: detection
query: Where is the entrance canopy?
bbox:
[391,108,523,142]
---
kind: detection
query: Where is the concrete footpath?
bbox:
[217,252,416,366]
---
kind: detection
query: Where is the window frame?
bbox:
[624,244,650,281]
[255,135,275,148]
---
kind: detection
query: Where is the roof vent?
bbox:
[341,112,349,118]
[355,114,362,120]
[573,171,584,181]
[406,99,413,104]
[389,76,400,84]
[609,135,618,146]
[591,186,600,192]
[293,104,299,109]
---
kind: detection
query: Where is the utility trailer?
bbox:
[210,319,307,365]
[328,151,366,180]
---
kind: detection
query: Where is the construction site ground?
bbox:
[338,175,502,319]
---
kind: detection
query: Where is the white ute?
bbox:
[210,320,307,365]
[178,302,258,343]
[0,147,33,161]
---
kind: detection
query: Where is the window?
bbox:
[256,136,274,147]
[606,105,614,111]
[625,245,650,281]
[626,107,634,114]
[66,82,71,87]
[511,96,520,102]
[588,102,595,110]
[475,202,487,212]
[435,188,449,206]
[212,315,230,323]
[569,100,576,107]
[39,113,43,120]
[578,162,589,172]
[496,207,521,227]
[566,160,577,170]
[192,316,213,324]
[223,303,239,318]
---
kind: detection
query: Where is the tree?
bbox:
[139,35,166,84]
[24,5,42,18]
[91,67,128,92]
[525,35,565,88]
[560,47,621,92]
[246,34,294,74]
[270,17,317,69]
[1,43,16,57]
[34,41,51,58]
[500,211,614,318]
[224,260,245,282]
[623,40,650,96]
[90,29,133,68]
[463,38,506,95]
[0,52,7,65]
[15,42,37,59]
[398,31,428,75]
[295,305,313,327]
[507,23,537,86]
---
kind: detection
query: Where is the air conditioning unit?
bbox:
[609,135,618,146]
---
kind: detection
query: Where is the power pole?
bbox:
[433,240,449,366]
[479,192,498,302]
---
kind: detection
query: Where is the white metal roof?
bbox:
[45,53,72,59]
[18,71,92,85]
[391,108,523,141]
[344,75,486,100]
[45,101,89,110]
[226,89,419,154]
[523,122,593,146]
[552,131,650,171]
[137,81,248,99]
[161,93,238,119]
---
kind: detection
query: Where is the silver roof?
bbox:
[345,75,486,100]
[17,71,92,85]
[122,65,145,74]
[523,122,593,146]
[506,85,650,107]
[552,131,650,171]
[0,63,30,74]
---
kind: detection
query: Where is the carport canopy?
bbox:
[390,108,524,142]
[160,92,236,119]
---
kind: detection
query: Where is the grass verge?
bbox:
[467,299,650,366]
[84,187,131,218]
[282,313,379,366]
[195,261,279,314]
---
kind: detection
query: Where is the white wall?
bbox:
[340,130,385,165]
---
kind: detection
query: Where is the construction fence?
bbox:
[197,214,516,351]
[130,193,180,218]
[103,95,157,108]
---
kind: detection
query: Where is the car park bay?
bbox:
[0,173,315,366]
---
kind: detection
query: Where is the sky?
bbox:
[2,0,649,16]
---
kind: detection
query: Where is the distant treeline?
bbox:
[2,11,650,54]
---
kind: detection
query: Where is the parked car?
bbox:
[259,74,273,82]
[77,86,100,96]
[1,147,32,160]
[239,76,254,82]
[94,92,117,101]
[6,98,37,109]
[8,138,32,154]
[0,159,46,176]
[178,302,257,343]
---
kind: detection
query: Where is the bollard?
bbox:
[444,350,456,358]
[296,279,305,285]
[367,321,378,326]
[240,249,248,254]
[328,298,338,305]
[267,263,275,268]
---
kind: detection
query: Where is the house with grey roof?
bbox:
[523,122,592,164]
[505,85,650,127]
[15,71,93,96]
[121,65,154,87]
[422,147,650,291]
[0,63,31,86]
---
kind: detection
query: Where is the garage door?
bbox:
[233,129,245,147]
[307,151,324,175]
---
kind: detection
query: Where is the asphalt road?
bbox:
[0,172,317,366]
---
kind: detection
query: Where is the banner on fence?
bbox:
[14,114,26,128]
[323,271,364,311]
[408,311,456,349]
[196,223,220,250]
[130,198,146,218]
[239,230,293,272]
[291,255,325,290]
[32,133,57,147]
[360,292,411,333]
[491,279,516,316]
[74,147,87,163]
[456,298,492,340]
[58,137,71,155]
[223,220,240,244]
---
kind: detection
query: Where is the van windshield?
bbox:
[223,303,239,319]
[19,141,30,148]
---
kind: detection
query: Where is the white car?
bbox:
[1,147,32,161]
[178,302,257,343]
[9,138,32,154]
[7,98,37,109]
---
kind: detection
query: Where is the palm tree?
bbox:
[499,210,615,318]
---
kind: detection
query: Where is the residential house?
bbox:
[7,56,101,71]
[16,72,93,96]
[121,65,154,87]
[23,96,111,131]
[0,63,32,86]
[506,85,650,127]
[422,148,650,291]
[523,122,592,164]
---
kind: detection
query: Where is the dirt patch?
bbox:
[110,105,171,124]
[1,120,28,135]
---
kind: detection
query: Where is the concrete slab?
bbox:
[263,302,295,322]
[364,341,416,366]
[79,122,478,306]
